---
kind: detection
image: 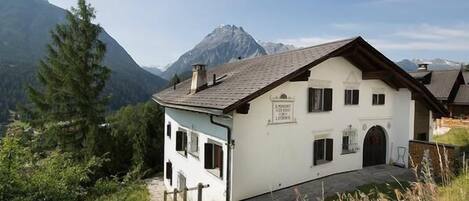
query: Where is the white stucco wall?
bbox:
[230,57,415,200]
[163,108,232,201]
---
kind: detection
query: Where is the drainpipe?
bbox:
[210,115,232,201]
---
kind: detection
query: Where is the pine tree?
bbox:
[168,73,181,88]
[28,0,110,155]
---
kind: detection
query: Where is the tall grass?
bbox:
[331,148,469,201]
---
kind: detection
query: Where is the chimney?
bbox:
[190,64,207,94]
[417,63,429,71]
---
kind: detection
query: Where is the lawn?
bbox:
[433,127,469,151]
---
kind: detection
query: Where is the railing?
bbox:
[163,183,210,201]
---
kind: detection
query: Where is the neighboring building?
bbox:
[409,64,469,118]
[153,37,447,201]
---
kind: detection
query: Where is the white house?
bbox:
[153,37,447,201]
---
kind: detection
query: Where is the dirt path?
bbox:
[146,177,166,201]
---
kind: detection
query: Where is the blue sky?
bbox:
[49,0,469,68]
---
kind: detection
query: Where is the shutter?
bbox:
[313,140,319,166]
[352,90,359,105]
[165,161,172,179]
[166,123,171,138]
[324,88,333,111]
[176,131,183,151]
[183,132,188,155]
[379,94,385,105]
[204,143,214,169]
[326,138,333,161]
[344,90,350,105]
[308,88,313,112]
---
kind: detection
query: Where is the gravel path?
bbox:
[146,177,167,201]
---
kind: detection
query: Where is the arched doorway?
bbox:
[363,126,386,167]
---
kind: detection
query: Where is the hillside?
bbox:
[161,25,267,79]
[0,0,167,122]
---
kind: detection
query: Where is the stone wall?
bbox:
[408,140,458,177]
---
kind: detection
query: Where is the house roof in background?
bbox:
[423,70,460,100]
[154,37,448,116]
[454,85,469,105]
[462,71,469,84]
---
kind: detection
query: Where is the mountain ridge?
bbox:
[0,0,167,122]
[160,25,267,79]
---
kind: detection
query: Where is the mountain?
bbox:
[161,25,267,79]
[259,41,296,54]
[396,58,463,72]
[142,66,164,76]
[0,0,167,122]
[395,59,419,71]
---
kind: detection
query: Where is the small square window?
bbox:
[308,88,333,112]
[313,138,333,165]
[372,94,385,105]
[344,89,359,105]
[189,132,199,158]
[176,129,188,157]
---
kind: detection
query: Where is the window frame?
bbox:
[188,132,199,158]
[344,89,359,105]
[204,140,224,179]
[313,138,333,166]
[341,126,358,154]
[372,93,385,105]
[175,128,188,157]
[177,172,186,191]
[308,88,333,112]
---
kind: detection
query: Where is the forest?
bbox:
[0,1,165,200]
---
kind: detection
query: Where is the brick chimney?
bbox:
[190,64,208,94]
[417,63,429,71]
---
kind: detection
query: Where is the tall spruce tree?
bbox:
[28,0,110,155]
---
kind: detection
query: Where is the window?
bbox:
[308,88,333,112]
[344,89,359,105]
[189,132,199,157]
[342,126,358,154]
[177,172,186,191]
[166,161,173,185]
[166,122,171,138]
[204,142,223,178]
[176,129,188,157]
[372,94,385,105]
[313,138,333,165]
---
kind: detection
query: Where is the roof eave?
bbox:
[152,97,226,116]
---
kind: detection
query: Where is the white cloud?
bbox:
[276,24,469,51]
[276,36,349,48]
[369,39,469,50]
[394,24,469,40]
[331,23,363,30]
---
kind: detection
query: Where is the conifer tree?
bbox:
[28,0,110,154]
[168,73,181,87]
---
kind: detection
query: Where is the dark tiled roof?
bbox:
[454,85,469,105]
[154,37,356,111]
[463,71,469,84]
[423,70,460,100]
[154,37,448,116]
[408,71,431,79]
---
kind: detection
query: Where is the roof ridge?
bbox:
[225,36,360,65]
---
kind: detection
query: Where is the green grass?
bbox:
[325,181,410,201]
[439,172,469,201]
[93,183,150,201]
[433,127,469,151]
